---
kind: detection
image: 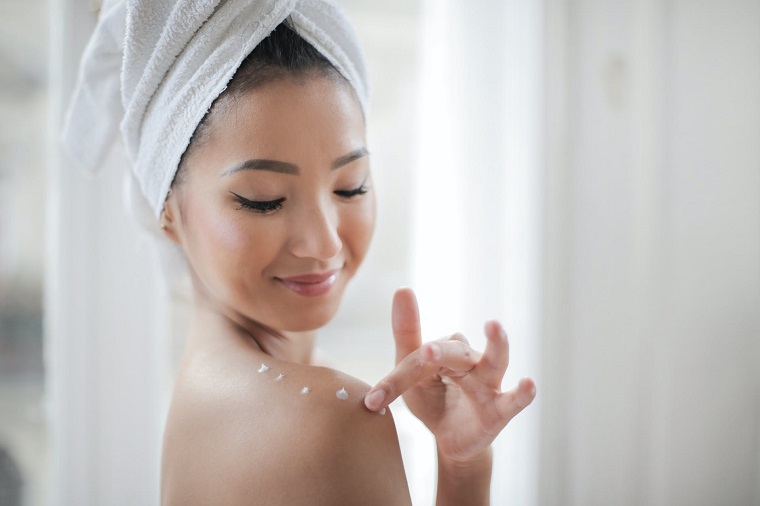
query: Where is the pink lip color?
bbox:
[276,269,340,297]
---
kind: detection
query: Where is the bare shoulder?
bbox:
[161,348,412,506]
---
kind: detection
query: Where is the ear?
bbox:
[160,189,183,245]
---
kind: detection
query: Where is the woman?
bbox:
[63,2,536,504]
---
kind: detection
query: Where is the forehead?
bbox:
[195,75,366,172]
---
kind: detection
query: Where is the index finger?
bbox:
[392,287,422,364]
[365,340,479,411]
[364,349,437,411]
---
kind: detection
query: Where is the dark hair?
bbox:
[171,18,344,188]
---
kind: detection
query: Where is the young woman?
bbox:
[157,21,536,505]
[63,1,535,502]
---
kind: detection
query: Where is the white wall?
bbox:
[539,1,760,504]
[46,2,170,505]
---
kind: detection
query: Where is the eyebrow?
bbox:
[222,147,369,176]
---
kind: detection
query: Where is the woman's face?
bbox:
[164,74,375,332]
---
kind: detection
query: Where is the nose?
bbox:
[287,200,342,261]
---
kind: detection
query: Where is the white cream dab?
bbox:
[275,373,284,381]
[301,386,311,395]
[258,364,269,373]
[379,408,387,415]
[336,387,349,400]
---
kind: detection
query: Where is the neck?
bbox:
[186,281,317,365]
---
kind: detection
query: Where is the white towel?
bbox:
[62,0,369,217]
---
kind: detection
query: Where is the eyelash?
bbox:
[334,184,369,199]
[231,184,369,214]
[232,193,285,214]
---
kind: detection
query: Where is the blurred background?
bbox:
[0,0,49,505]
[1,0,758,505]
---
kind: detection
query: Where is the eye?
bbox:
[334,184,370,199]
[230,191,285,214]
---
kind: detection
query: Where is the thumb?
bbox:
[392,287,422,364]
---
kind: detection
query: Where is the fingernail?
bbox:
[365,389,386,410]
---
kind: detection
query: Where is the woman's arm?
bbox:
[436,447,492,506]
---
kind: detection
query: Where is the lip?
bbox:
[275,269,340,297]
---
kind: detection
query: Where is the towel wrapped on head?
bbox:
[61,0,369,288]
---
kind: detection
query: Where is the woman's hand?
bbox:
[364,287,536,465]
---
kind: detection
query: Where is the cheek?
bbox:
[189,198,250,256]
[183,195,278,295]
[341,195,376,264]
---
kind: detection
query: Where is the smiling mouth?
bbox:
[275,269,341,297]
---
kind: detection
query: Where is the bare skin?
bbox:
[161,302,412,505]
[158,73,536,505]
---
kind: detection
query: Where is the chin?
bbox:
[277,303,340,332]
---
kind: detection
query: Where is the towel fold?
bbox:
[62,0,369,218]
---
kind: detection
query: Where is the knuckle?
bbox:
[406,353,426,374]
[450,332,469,344]
[412,354,427,372]
[454,341,478,363]
[395,328,419,340]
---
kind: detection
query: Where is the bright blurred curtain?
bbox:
[411,0,542,503]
